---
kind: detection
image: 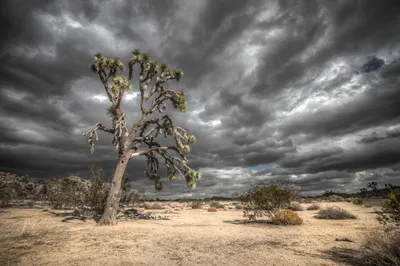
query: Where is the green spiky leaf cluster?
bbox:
[90,53,124,73]
[171,91,188,111]
[106,104,118,117]
[110,75,132,94]
[184,168,201,189]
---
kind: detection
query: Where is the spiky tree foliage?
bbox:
[83,50,200,225]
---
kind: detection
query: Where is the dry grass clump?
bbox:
[271,210,303,225]
[364,204,373,208]
[207,207,217,212]
[360,230,400,266]
[307,203,320,211]
[286,202,304,211]
[315,206,357,220]
[352,197,364,205]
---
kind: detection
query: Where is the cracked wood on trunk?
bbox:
[97,154,128,225]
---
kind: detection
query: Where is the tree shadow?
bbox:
[46,209,101,223]
[223,219,273,225]
[320,247,362,266]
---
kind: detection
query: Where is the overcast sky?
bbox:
[1,0,400,199]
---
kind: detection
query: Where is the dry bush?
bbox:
[326,195,345,202]
[45,176,89,209]
[315,206,357,220]
[271,210,303,225]
[360,230,400,266]
[0,188,12,208]
[286,202,304,211]
[345,198,353,203]
[144,202,164,210]
[376,188,400,229]
[237,183,297,221]
[207,207,217,212]
[191,200,202,209]
[364,204,373,208]
[307,203,320,211]
[298,198,313,204]
[209,201,220,208]
[235,204,243,210]
[352,197,364,205]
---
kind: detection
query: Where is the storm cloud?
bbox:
[1,0,400,198]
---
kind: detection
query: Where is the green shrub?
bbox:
[271,210,303,225]
[307,204,320,211]
[191,200,202,209]
[315,206,357,220]
[352,197,364,205]
[238,183,297,221]
[360,230,400,266]
[207,207,217,212]
[376,188,400,228]
[286,202,304,211]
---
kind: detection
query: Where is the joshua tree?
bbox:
[83,49,200,225]
[367,182,379,196]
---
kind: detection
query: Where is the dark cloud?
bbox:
[1,0,400,199]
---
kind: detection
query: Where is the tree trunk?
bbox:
[97,155,129,226]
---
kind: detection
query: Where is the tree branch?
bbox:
[130,146,180,159]
[82,123,115,153]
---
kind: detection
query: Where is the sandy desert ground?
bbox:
[0,200,382,266]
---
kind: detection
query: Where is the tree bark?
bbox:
[97,155,128,226]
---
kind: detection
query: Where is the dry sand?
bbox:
[0,201,381,266]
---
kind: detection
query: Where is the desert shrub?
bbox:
[345,198,353,203]
[326,195,345,202]
[45,176,89,209]
[360,230,400,266]
[191,200,202,209]
[238,183,297,220]
[119,175,147,207]
[207,207,217,212]
[0,188,12,208]
[144,202,164,210]
[364,204,373,208]
[235,204,243,210]
[307,203,320,211]
[376,187,400,228]
[300,198,313,204]
[85,178,108,215]
[315,206,357,220]
[209,201,220,208]
[271,210,303,225]
[286,202,304,211]
[352,197,364,205]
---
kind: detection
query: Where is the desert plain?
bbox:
[0,200,383,266]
